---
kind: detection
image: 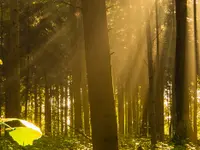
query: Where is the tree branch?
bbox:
[60,1,82,10]
[66,125,92,142]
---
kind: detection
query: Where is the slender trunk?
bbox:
[118,85,124,135]
[45,73,51,135]
[81,49,90,136]
[39,86,42,128]
[72,59,82,132]
[55,85,60,135]
[24,58,30,119]
[127,82,133,136]
[34,80,38,125]
[82,82,90,135]
[141,90,148,137]
[155,0,164,141]
[64,83,68,135]
[170,0,176,138]
[24,1,31,120]
[146,19,157,146]
[193,0,198,142]
[70,75,74,135]
[132,87,137,136]
[60,84,64,134]
[136,86,139,136]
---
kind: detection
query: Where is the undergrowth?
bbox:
[0,136,199,150]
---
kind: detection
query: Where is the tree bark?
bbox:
[82,0,119,149]
[155,0,164,141]
[174,0,190,141]
[146,19,157,146]
[193,0,198,142]
[45,73,51,135]
[118,85,124,136]
[82,79,90,136]
[34,80,38,125]
[60,84,64,134]
[5,0,20,118]
[64,83,68,135]
[72,57,82,132]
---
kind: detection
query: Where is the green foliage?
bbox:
[0,137,22,150]
[118,137,200,150]
[119,137,151,150]
[0,136,92,150]
[1,135,200,150]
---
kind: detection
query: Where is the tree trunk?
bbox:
[193,0,198,142]
[55,85,60,135]
[69,74,74,135]
[34,80,38,125]
[155,0,164,141]
[82,81,90,135]
[39,85,42,128]
[118,85,124,136]
[127,82,133,136]
[174,0,190,142]
[72,57,82,132]
[81,49,90,136]
[82,0,119,149]
[146,19,157,146]
[64,83,68,135]
[60,84,64,134]
[5,0,20,118]
[141,90,148,137]
[24,58,30,119]
[45,73,51,135]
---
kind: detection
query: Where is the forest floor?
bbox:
[0,136,199,150]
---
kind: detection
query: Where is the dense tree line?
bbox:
[0,0,200,149]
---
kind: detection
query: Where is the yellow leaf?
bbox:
[0,59,2,65]
[1,118,42,146]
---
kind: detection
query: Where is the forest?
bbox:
[0,0,200,149]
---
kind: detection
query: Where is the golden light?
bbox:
[0,59,3,65]
[20,120,42,134]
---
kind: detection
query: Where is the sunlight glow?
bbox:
[164,101,168,107]
[67,117,70,126]
[20,120,42,134]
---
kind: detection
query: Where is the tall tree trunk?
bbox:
[69,74,74,135]
[118,85,124,136]
[193,0,198,142]
[174,0,189,141]
[5,0,20,118]
[155,0,164,141]
[127,82,133,136]
[64,83,68,135]
[81,49,90,136]
[82,80,90,135]
[24,59,30,119]
[146,19,157,146]
[60,84,64,134]
[55,85,60,135]
[170,0,176,138]
[72,57,82,132]
[45,73,51,135]
[82,0,119,149]
[39,85,42,128]
[24,1,31,120]
[141,89,148,137]
[34,80,38,125]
